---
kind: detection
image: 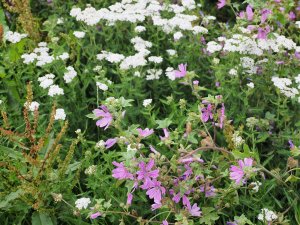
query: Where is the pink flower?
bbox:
[93,105,113,130]
[137,128,154,138]
[201,104,213,122]
[174,63,187,78]
[160,128,170,140]
[246,5,254,21]
[229,158,253,184]
[127,193,133,205]
[288,11,296,20]
[90,212,101,219]
[137,159,159,189]
[161,220,168,225]
[261,9,272,23]
[217,0,226,9]
[146,180,166,203]
[200,184,216,197]
[105,138,117,149]
[151,202,162,210]
[112,161,134,180]
[187,203,202,217]
[150,145,160,155]
[257,26,270,39]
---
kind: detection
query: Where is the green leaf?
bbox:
[0,190,23,209]
[156,118,172,128]
[199,207,219,225]
[32,212,56,225]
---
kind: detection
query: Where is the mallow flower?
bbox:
[230,158,254,185]
[93,105,112,130]
[174,63,187,78]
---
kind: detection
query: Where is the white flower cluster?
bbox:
[63,66,77,83]
[97,51,125,63]
[75,197,91,210]
[54,108,66,120]
[240,57,257,75]
[21,42,69,66]
[24,101,39,112]
[272,77,299,98]
[70,0,204,36]
[148,56,163,64]
[166,49,177,56]
[257,208,278,222]
[84,165,97,175]
[143,99,152,107]
[250,181,262,192]
[135,25,146,33]
[96,82,109,91]
[38,74,64,97]
[165,67,175,80]
[146,69,162,80]
[73,31,85,38]
[207,32,298,56]
[5,31,27,43]
[232,131,245,148]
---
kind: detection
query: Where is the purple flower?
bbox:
[295,52,300,60]
[150,145,160,155]
[229,158,254,184]
[201,104,213,122]
[90,212,101,219]
[160,128,170,140]
[288,11,296,20]
[161,220,168,225]
[187,203,202,217]
[105,138,117,149]
[200,184,216,197]
[112,161,134,180]
[137,159,159,189]
[261,9,272,23]
[288,140,295,149]
[246,5,254,21]
[137,128,154,138]
[174,63,187,78]
[151,202,162,210]
[257,26,270,39]
[127,193,133,205]
[217,0,226,9]
[146,180,166,203]
[93,105,113,130]
[193,80,199,85]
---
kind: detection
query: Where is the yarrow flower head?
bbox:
[230,158,254,185]
[93,105,113,130]
[75,197,91,210]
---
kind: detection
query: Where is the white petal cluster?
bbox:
[257,208,278,222]
[272,77,299,98]
[135,26,146,33]
[232,131,244,148]
[5,31,27,43]
[63,66,77,83]
[146,69,162,80]
[166,49,177,56]
[250,181,262,192]
[85,165,97,175]
[75,197,91,210]
[97,51,125,63]
[143,99,152,107]
[38,74,55,89]
[73,31,86,38]
[165,67,175,80]
[54,108,66,120]
[48,85,64,97]
[148,56,163,64]
[24,101,39,112]
[96,82,108,91]
[240,57,257,75]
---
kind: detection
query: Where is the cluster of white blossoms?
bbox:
[54,108,66,120]
[257,208,278,222]
[272,77,299,99]
[38,74,64,97]
[232,131,245,148]
[21,42,69,66]
[73,31,85,38]
[63,66,77,83]
[146,69,162,80]
[84,165,97,175]
[75,197,91,210]
[249,181,262,192]
[148,56,163,64]
[240,57,257,75]
[5,31,27,43]
[96,81,110,91]
[207,32,298,56]
[24,101,39,112]
[143,98,152,107]
[165,67,176,80]
[69,0,206,35]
